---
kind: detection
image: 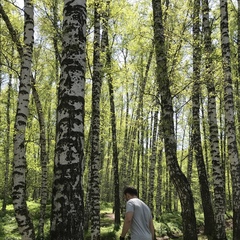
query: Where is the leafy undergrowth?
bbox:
[0,201,234,240]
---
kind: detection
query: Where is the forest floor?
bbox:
[0,201,233,239]
[102,212,233,240]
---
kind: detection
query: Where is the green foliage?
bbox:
[0,207,21,239]
[0,201,234,239]
[155,212,183,238]
[85,228,117,240]
[0,201,51,239]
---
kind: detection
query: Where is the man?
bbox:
[120,186,155,240]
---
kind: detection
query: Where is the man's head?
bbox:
[123,186,138,201]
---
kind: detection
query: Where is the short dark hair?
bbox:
[123,186,138,196]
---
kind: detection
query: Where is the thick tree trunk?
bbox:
[11,1,35,239]
[192,0,215,237]
[50,0,86,239]
[90,1,102,239]
[151,0,197,239]
[220,0,240,239]
[202,0,227,239]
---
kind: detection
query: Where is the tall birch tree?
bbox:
[220,0,240,239]
[202,0,227,238]
[31,76,48,240]
[90,1,102,239]
[148,109,158,212]
[2,71,12,213]
[151,0,197,239]
[101,0,121,229]
[50,0,86,239]
[10,0,35,238]
[192,0,215,237]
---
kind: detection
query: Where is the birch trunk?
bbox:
[152,0,197,238]
[50,0,86,238]
[12,0,35,238]
[2,72,12,213]
[202,0,227,238]
[101,0,121,228]
[148,109,159,212]
[220,0,240,239]
[90,1,102,239]
[31,78,48,240]
[192,0,215,236]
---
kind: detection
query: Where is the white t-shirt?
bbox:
[126,198,152,240]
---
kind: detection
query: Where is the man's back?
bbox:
[126,198,152,240]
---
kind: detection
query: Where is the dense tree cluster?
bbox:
[0,0,240,239]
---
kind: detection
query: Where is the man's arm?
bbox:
[120,211,133,238]
[149,218,155,240]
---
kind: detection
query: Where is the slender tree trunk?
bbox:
[152,0,197,239]
[0,14,2,93]
[2,71,12,213]
[139,49,154,202]
[156,124,163,221]
[90,1,102,239]
[192,0,215,237]
[187,128,193,183]
[141,121,147,202]
[31,77,48,240]
[202,0,227,238]
[101,0,121,228]
[11,1,35,238]
[220,0,240,239]
[121,86,129,189]
[50,0,86,239]
[237,0,240,136]
[148,109,158,212]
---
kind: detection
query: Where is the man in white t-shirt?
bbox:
[120,186,155,240]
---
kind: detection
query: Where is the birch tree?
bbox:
[151,0,197,238]
[50,0,86,239]
[220,0,240,239]
[202,0,227,238]
[192,0,215,237]
[1,70,12,213]
[11,0,35,238]
[148,109,159,212]
[101,0,121,228]
[90,1,102,239]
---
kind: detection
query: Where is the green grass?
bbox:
[0,201,234,240]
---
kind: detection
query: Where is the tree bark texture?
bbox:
[12,0,35,239]
[90,1,102,239]
[192,0,215,237]
[148,109,159,212]
[2,71,12,213]
[31,78,48,240]
[220,0,240,239]
[202,0,227,238]
[50,0,86,239]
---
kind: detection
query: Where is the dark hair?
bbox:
[123,186,138,196]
